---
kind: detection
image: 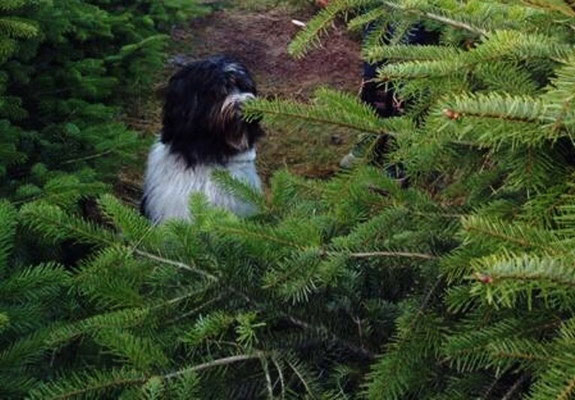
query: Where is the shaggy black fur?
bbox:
[161,55,264,167]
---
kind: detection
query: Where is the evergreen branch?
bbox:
[364,44,463,64]
[0,201,17,268]
[462,216,558,252]
[444,342,549,366]
[47,308,150,345]
[378,58,467,81]
[0,0,26,11]
[378,31,570,83]
[211,170,267,211]
[410,277,443,332]
[0,17,38,38]
[473,30,571,63]
[215,226,310,251]
[19,202,118,246]
[380,1,488,35]
[477,269,575,288]
[441,93,545,124]
[93,329,169,370]
[541,56,575,133]
[248,104,382,134]
[11,178,109,206]
[134,249,376,360]
[558,377,575,400]
[522,0,575,17]
[30,354,266,400]
[529,339,575,400]
[494,351,547,362]
[284,316,375,360]
[347,6,387,31]
[34,371,143,400]
[470,255,575,310]
[366,277,443,398]
[167,295,225,324]
[244,97,393,136]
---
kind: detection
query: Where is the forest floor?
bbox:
[127,0,363,190]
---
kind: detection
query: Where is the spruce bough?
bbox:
[6,0,575,398]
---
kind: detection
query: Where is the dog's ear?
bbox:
[162,71,199,144]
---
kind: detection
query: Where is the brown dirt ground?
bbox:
[179,7,361,99]
[121,3,363,201]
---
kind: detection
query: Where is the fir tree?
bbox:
[0,201,73,398]
[0,0,208,396]
[0,0,208,208]
[18,170,449,398]
[9,0,575,398]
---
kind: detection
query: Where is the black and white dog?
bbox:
[141,55,264,223]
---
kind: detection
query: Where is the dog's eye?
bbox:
[237,81,255,95]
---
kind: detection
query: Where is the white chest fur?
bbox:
[142,142,262,223]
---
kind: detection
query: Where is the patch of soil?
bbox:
[176,7,361,98]
[169,6,364,180]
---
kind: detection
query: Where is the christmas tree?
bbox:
[6,0,575,398]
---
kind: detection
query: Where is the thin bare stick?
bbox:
[163,352,265,380]
[286,358,314,396]
[260,357,274,399]
[501,374,528,400]
[347,251,437,260]
[60,150,115,165]
[272,356,286,400]
[482,369,510,399]
[134,250,218,281]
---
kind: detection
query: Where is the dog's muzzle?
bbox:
[221,92,256,118]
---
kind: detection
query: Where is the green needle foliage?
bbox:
[0,0,207,209]
[248,0,575,397]
[0,201,74,398]
[0,0,209,397]
[17,169,451,398]
[7,0,575,399]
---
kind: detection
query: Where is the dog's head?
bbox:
[161,55,264,167]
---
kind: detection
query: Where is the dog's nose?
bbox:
[221,92,256,116]
[222,92,255,107]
